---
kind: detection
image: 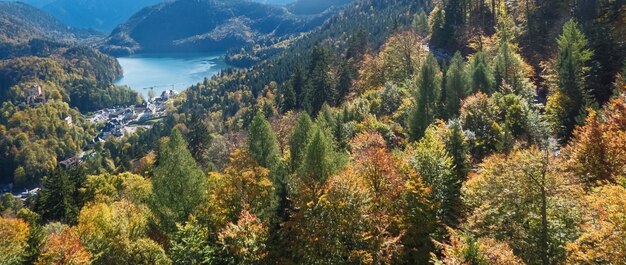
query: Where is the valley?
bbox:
[0,0,625,264]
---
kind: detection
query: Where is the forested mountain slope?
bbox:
[0,3,140,186]
[41,0,163,33]
[0,2,81,44]
[99,0,348,55]
[1,0,626,264]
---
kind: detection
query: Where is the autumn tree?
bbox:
[151,129,206,232]
[0,217,30,265]
[463,148,582,264]
[203,150,277,228]
[566,184,626,264]
[36,227,91,265]
[563,91,626,186]
[214,209,269,265]
[288,169,395,264]
[432,228,524,265]
[76,200,153,264]
[547,19,594,142]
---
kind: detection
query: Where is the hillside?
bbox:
[99,0,343,56]
[41,0,163,33]
[1,0,626,264]
[0,0,55,7]
[287,0,353,15]
[0,2,81,44]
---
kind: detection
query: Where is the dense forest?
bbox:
[0,2,141,185]
[2,0,626,264]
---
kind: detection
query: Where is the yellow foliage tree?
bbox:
[0,217,30,265]
[566,184,626,264]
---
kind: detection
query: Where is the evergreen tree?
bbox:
[547,19,593,142]
[468,51,495,94]
[151,129,206,232]
[299,127,342,187]
[493,16,529,96]
[34,168,83,224]
[430,7,446,48]
[346,27,368,62]
[409,53,442,141]
[186,113,213,171]
[336,57,353,104]
[278,82,297,112]
[289,113,314,172]
[288,65,307,109]
[413,9,430,37]
[247,111,287,222]
[446,120,470,185]
[247,111,280,170]
[307,44,335,114]
[444,52,468,118]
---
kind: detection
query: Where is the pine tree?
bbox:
[446,120,470,185]
[468,51,495,94]
[413,9,430,37]
[186,113,212,171]
[547,19,593,142]
[299,127,342,187]
[151,129,206,232]
[278,82,297,112]
[289,113,314,172]
[336,57,353,104]
[409,53,442,141]
[307,44,335,114]
[493,16,529,96]
[346,27,368,62]
[444,52,468,118]
[34,168,82,224]
[247,111,280,170]
[289,65,307,109]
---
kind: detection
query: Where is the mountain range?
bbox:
[3,0,303,33]
[99,0,352,56]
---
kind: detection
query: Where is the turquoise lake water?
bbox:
[114,53,227,98]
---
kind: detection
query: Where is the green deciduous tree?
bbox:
[412,122,459,228]
[463,148,582,264]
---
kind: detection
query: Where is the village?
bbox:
[8,84,178,200]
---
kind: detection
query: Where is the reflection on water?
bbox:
[114,53,227,98]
